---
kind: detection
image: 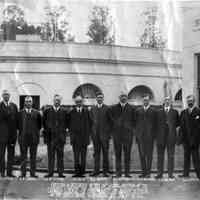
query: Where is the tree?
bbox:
[87,5,115,45]
[1,5,25,40]
[40,5,75,42]
[139,7,166,49]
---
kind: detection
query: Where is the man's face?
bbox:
[164,99,170,107]
[25,98,33,109]
[187,98,194,108]
[75,99,83,107]
[143,97,150,107]
[2,93,10,102]
[119,95,128,104]
[96,95,104,104]
[53,96,61,107]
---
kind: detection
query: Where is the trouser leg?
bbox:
[191,146,200,178]
[113,138,122,175]
[80,146,87,175]
[102,139,109,173]
[0,143,6,176]
[138,140,146,175]
[48,143,56,175]
[183,144,191,176]
[6,143,15,176]
[30,144,37,176]
[93,137,101,173]
[56,144,64,175]
[167,144,175,177]
[20,144,28,176]
[72,144,81,174]
[157,145,165,176]
[123,140,133,175]
[146,141,154,175]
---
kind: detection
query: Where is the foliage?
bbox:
[40,5,75,42]
[140,7,166,49]
[87,5,115,44]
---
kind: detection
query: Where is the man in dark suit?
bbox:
[43,94,68,178]
[179,95,200,179]
[68,95,92,177]
[135,95,156,178]
[0,90,18,177]
[109,92,135,177]
[18,96,42,178]
[90,92,111,177]
[155,97,179,179]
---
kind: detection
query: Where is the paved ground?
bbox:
[0,172,200,200]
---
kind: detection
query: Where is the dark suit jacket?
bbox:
[0,101,18,144]
[42,106,68,145]
[18,108,42,145]
[156,107,179,146]
[68,106,92,146]
[135,106,156,143]
[180,107,200,147]
[90,104,111,141]
[109,103,135,141]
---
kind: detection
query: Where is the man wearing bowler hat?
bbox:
[109,92,135,177]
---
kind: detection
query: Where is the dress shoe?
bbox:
[44,174,53,178]
[138,174,146,178]
[90,172,100,177]
[58,174,66,178]
[7,174,16,178]
[125,174,132,178]
[72,174,85,178]
[103,173,109,177]
[168,175,175,179]
[30,174,38,178]
[113,173,122,178]
[155,175,163,179]
[178,174,190,178]
[145,174,151,178]
[19,175,26,178]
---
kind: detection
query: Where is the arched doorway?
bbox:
[128,85,154,104]
[73,83,102,105]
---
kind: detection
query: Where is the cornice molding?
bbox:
[0,56,182,68]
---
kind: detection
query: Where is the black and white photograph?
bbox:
[0,0,200,199]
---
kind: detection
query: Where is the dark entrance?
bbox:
[19,95,40,110]
[197,55,200,106]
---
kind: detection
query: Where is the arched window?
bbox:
[73,83,102,99]
[174,89,182,101]
[128,85,154,102]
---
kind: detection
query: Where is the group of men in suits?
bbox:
[0,89,200,179]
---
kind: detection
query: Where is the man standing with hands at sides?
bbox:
[155,97,179,179]
[0,90,18,177]
[179,95,200,179]
[135,95,156,178]
[68,95,92,177]
[43,94,67,178]
[109,92,135,178]
[90,92,111,177]
[18,96,41,178]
